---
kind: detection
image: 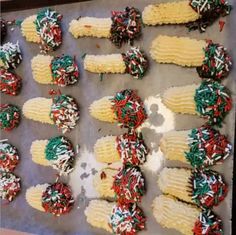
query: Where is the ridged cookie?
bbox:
[31,54,53,84]
[21,15,40,43]
[30,140,50,166]
[150,35,206,66]
[84,54,126,74]
[23,97,54,124]
[160,130,190,163]
[25,184,49,212]
[94,136,120,163]
[89,96,117,123]
[69,17,112,38]
[142,1,199,25]
[85,199,114,233]
[152,195,200,235]
[93,168,116,198]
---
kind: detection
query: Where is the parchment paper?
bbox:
[1,0,236,234]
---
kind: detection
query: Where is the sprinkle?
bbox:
[42,182,74,216]
[194,80,232,126]
[122,47,148,79]
[50,55,79,86]
[35,8,62,53]
[109,203,146,234]
[112,165,145,204]
[193,209,223,235]
[50,94,80,133]
[110,7,142,48]
[197,41,232,80]
[0,142,19,172]
[0,67,22,96]
[116,130,149,165]
[191,169,228,208]
[0,42,22,69]
[0,172,21,202]
[1,19,7,43]
[187,0,232,32]
[0,104,21,131]
[219,20,225,32]
[186,125,232,168]
[111,89,147,129]
[45,136,75,175]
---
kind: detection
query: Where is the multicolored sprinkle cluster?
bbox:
[197,41,232,80]
[122,47,148,79]
[35,8,62,53]
[110,7,142,48]
[0,104,21,131]
[50,55,79,86]
[193,209,223,235]
[0,19,7,43]
[0,67,22,96]
[191,169,228,208]
[0,141,19,172]
[0,42,22,69]
[186,125,232,168]
[187,0,232,32]
[111,89,147,129]
[194,80,232,126]
[50,94,80,133]
[109,203,146,235]
[116,130,148,166]
[45,136,75,175]
[42,182,74,216]
[112,166,145,204]
[0,171,21,202]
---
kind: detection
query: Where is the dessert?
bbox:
[160,125,232,168]
[21,8,62,53]
[0,104,21,131]
[26,182,74,216]
[84,47,148,79]
[0,172,21,202]
[0,141,20,172]
[0,67,22,95]
[69,7,142,48]
[30,136,75,175]
[89,89,147,129]
[162,80,232,126]
[0,42,22,69]
[94,131,148,165]
[23,94,79,133]
[150,36,232,80]
[152,195,223,235]
[142,0,232,32]
[31,54,79,86]
[85,200,146,234]
[158,167,228,208]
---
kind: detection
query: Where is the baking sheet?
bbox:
[1,0,236,234]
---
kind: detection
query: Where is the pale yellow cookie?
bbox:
[89,96,117,123]
[158,168,192,203]
[160,130,190,163]
[142,1,199,25]
[162,84,199,115]
[152,195,200,235]
[69,17,112,38]
[85,199,114,233]
[30,140,50,166]
[93,168,117,198]
[31,54,53,84]
[23,97,54,125]
[94,136,120,163]
[150,35,207,67]
[25,184,49,212]
[84,54,126,74]
[21,15,40,43]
